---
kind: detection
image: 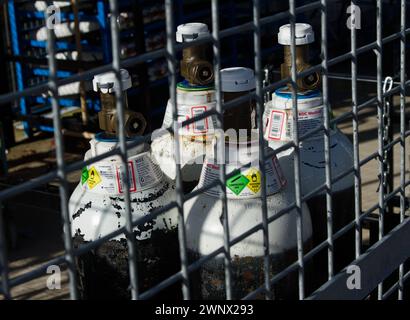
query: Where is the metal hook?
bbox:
[383,76,393,94]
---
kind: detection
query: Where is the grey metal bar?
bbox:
[108,0,139,300]
[376,0,384,300]
[253,0,272,300]
[45,11,78,300]
[211,0,233,300]
[384,270,410,300]
[165,0,190,300]
[398,0,407,300]
[244,209,371,300]
[351,0,362,260]
[321,0,334,281]
[0,171,58,203]
[8,256,66,289]
[308,218,410,300]
[289,0,305,300]
[327,72,400,85]
[0,202,11,299]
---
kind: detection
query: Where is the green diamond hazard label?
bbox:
[226,173,249,196]
[81,167,89,185]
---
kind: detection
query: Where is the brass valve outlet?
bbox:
[281,44,321,91]
[98,93,146,138]
[181,44,214,86]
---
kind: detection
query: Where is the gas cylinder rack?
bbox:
[5,0,152,136]
[5,0,112,136]
[2,0,410,302]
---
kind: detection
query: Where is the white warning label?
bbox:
[265,106,324,141]
[162,100,217,136]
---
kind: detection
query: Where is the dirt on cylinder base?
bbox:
[306,186,356,294]
[188,240,313,300]
[73,228,182,300]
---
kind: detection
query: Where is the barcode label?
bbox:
[116,162,137,193]
[268,110,285,140]
[191,106,208,134]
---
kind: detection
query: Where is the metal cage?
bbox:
[0,0,409,300]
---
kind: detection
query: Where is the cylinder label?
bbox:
[197,156,286,199]
[163,102,217,136]
[81,153,163,195]
[264,105,324,141]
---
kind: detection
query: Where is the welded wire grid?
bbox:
[0,0,409,300]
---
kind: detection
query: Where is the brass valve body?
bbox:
[98,93,147,138]
[281,45,321,91]
[181,44,214,86]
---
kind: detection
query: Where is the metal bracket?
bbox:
[308,218,410,300]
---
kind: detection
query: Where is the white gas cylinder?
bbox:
[69,137,178,241]
[263,88,354,196]
[263,88,355,292]
[151,23,216,192]
[68,69,180,299]
[184,134,312,299]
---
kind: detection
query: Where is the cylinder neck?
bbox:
[222,91,253,134]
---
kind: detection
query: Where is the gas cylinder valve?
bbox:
[176,23,214,86]
[93,69,146,138]
[278,23,321,91]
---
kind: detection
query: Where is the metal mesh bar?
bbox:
[398,0,407,300]
[45,9,78,300]
[211,0,233,300]
[351,0,362,260]
[289,0,305,300]
[384,269,410,300]
[321,0,334,281]
[253,0,272,300]
[0,202,11,299]
[165,0,190,300]
[108,0,139,300]
[398,0,407,301]
[376,0,384,300]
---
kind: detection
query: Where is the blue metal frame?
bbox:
[7,0,29,136]
[97,0,111,63]
[6,0,109,134]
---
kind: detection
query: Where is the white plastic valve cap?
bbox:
[278,23,315,45]
[221,67,256,92]
[176,23,209,43]
[92,69,132,93]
